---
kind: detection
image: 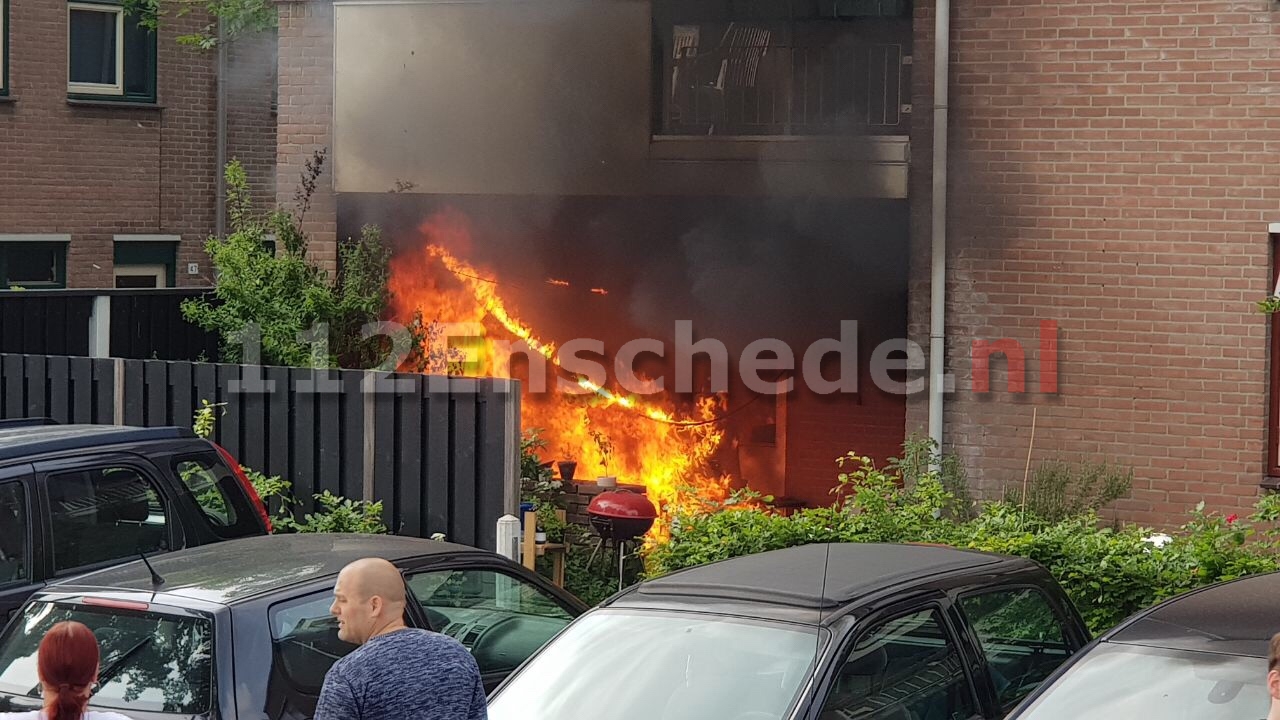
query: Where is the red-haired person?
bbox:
[0,621,131,720]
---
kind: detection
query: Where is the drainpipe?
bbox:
[215,19,228,240]
[928,0,950,461]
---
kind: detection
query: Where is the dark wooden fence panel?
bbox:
[0,289,219,362]
[0,354,518,551]
[0,295,94,356]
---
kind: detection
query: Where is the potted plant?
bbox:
[557,446,578,483]
[589,429,616,488]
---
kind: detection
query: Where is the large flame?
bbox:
[388,211,743,541]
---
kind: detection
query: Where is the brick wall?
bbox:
[227,30,280,218]
[0,1,276,288]
[907,1,1280,528]
[275,0,338,274]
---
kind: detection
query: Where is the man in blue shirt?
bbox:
[314,557,487,720]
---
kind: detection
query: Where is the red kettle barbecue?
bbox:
[585,489,657,590]
[586,489,658,541]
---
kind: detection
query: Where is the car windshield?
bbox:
[0,600,213,715]
[1013,642,1268,719]
[488,609,824,720]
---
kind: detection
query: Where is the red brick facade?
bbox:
[273,0,1280,527]
[0,2,276,288]
[907,1,1280,527]
[275,0,337,274]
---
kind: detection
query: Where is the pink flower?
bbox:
[1227,514,1239,524]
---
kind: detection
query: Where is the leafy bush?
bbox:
[645,439,1280,635]
[182,155,421,370]
[1003,459,1133,524]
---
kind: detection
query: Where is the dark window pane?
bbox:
[406,568,573,677]
[270,590,356,694]
[47,466,169,573]
[0,482,28,586]
[172,453,264,539]
[115,273,160,288]
[960,588,1073,709]
[123,16,154,97]
[69,8,118,86]
[6,244,59,284]
[820,609,977,720]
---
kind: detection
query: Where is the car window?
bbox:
[0,483,27,586]
[269,590,357,694]
[0,600,213,715]
[819,608,977,720]
[46,466,169,574]
[959,587,1073,709]
[1010,642,1268,720]
[172,453,262,538]
[406,568,573,677]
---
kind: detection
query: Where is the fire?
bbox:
[388,211,745,541]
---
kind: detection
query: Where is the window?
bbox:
[68,1,156,102]
[171,453,265,539]
[1,0,9,97]
[0,600,213,715]
[653,0,911,136]
[959,587,1073,710]
[0,241,67,288]
[1269,230,1280,481]
[269,590,357,694]
[47,465,169,573]
[819,608,977,720]
[0,482,27,586]
[114,237,176,287]
[405,568,574,677]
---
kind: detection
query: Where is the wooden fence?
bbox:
[0,289,220,361]
[0,353,519,552]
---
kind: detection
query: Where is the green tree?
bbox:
[122,0,274,49]
[182,152,412,370]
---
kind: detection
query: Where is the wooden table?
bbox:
[522,509,567,587]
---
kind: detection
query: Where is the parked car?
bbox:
[487,542,1091,720]
[0,420,272,623]
[1005,571,1280,719]
[0,533,588,719]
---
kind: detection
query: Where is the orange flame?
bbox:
[388,211,744,541]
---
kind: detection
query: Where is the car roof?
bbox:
[1106,571,1280,658]
[0,423,197,462]
[618,542,1020,615]
[47,533,492,606]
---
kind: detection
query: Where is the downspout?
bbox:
[928,0,950,459]
[215,20,228,241]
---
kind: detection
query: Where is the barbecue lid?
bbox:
[587,489,658,520]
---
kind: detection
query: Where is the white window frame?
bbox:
[113,263,166,288]
[67,3,125,96]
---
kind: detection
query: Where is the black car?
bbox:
[487,542,1092,720]
[0,533,588,719]
[0,421,272,623]
[1005,571,1280,719]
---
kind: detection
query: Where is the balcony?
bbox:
[657,21,911,138]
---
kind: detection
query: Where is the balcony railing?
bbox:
[659,22,909,137]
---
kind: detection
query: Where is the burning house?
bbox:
[276,0,1280,533]
[277,0,915,517]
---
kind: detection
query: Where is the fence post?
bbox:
[112,357,125,425]
[500,378,520,517]
[88,295,111,359]
[362,372,376,503]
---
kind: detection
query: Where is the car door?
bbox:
[34,454,183,582]
[401,556,583,692]
[951,584,1079,716]
[811,599,986,720]
[0,465,39,627]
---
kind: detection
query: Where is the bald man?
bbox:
[314,558,487,720]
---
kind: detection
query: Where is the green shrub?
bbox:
[645,440,1280,636]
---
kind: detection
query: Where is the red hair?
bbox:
[37,621,100,720]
